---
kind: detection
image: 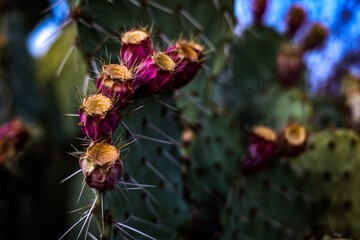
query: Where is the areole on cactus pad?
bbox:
[79,142,123,191]
[79,94,119,141]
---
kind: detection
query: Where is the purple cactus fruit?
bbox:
[79,142,123,190]
[252,0,268,25]
[285,4,307,38]
[301,23,328,52]
[97,64,134,111]
[242,126,279,174]
[120,29,153,68]
[79,94,119,141]
[277,124,307,157]
[166,39,205,89]
[276,45,303,88]
[0,119,30,164]
[134,51,175,97]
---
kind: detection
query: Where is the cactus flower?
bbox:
[166,39,204,89]
[285,4,307,38]
[276,44,303,88]
[134,51,175,97]
[97,64,134,110]
[79,94,119,141]
[242,126,279,174]
[277,124,307,157]
[79,142,123,190]
[121,29,153,68]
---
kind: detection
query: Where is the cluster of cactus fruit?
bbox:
[78,28,204,191]
[57,0,360,239]
[242,124,307,175]
[62,27,204,239]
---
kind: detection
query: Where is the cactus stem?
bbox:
[113,221,157,240]
[101,193,105,233]
[94,192,111,240]
[60,169,82,184]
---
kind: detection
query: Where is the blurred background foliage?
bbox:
[0,0,360,239]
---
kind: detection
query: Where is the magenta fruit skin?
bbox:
[252,0,268,25]
[133,55,173,98]
[78,107,120,142]
[166,46,202,89]
[120,35,153,69]
[96,77,134,111]
[79,157,123,191]
[276,53,303,88]
[242,134,280,175]
[285,5,307,38]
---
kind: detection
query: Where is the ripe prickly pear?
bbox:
[301,23,328,52]
[134,52,175,97]
[242,126,279,174]
[252,0,268,25]
[167,39,204,89]
[285,4,307,38]
[78,94,120,141]
[0,119,30,164]
[120,29,153,68]
[97,64,134,110]
[276,44,303,87]
[79,142,123,190]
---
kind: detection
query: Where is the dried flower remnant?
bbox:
[79,142,123,190]
[97,64,134,110]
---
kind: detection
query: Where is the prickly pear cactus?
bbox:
[292,129,360,236]
[180,109,243,238]
[220,125,314,240]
